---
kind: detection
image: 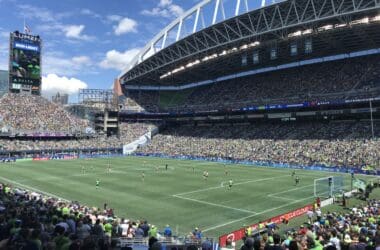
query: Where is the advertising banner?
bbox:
[219,204,313,247]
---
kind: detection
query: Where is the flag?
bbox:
[352,178,366,191]
[24,24,31,34]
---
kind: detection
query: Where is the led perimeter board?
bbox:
[9,31,42,95]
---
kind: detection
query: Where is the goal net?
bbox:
[314,176,344,198]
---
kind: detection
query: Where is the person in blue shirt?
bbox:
[193,227,202,239]
[163,224,172,237]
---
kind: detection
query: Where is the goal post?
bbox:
[314,176,344,198]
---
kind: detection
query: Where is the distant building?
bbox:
[52,92,69,105]
[0,70,8,97]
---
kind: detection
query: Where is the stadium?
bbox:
[0,0,379,249]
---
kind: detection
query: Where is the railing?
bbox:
[115,236,216,249]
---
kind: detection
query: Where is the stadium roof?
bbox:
[120,0,380,88]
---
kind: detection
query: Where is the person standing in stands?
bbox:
[148,225,158,238]
[164,224,172,237]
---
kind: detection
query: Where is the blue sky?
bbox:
[0,0,200,99]
[0,0,268,100]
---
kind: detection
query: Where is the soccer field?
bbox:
[0,156,374,238]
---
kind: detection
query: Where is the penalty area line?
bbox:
[172,195,257,214]
[202,195,314,233]
[173,176,279,196]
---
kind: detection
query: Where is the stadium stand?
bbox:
[125,55,380,113]
[236,198,380,250]
[138,121,380,168]
[0,90,162,155]
[0,122,158,153]
[0,93,89,134]
[0,182,208,249]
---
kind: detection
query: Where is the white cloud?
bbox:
[99,48,141,71]
[142,0,184,18]
[42,74,88,97]
[0,31,8,70]
[17,4,61,23]
[63,25,94,41]
[80,8,101,19]
[64,25,84,38]
[106,15,122,22]
[43,52,94,76]
[72,56,91,65]
[113,17,138,35]
[17,5,93,42]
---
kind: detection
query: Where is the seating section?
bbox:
[126,55,380,113]
[0,93,89,133]
[138,121,380,167]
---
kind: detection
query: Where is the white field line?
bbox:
[0,176,69,202]
[173,177,279,196]
[202,195,314,233]
[172,194,257,214]
[268,184,314,197]
[203,182,356,232]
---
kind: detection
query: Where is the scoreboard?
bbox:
[9,31,42,95]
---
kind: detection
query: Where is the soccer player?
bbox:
[165,164,168,171]
[291,170,296,178]
[295,176,300,186]
[96,179,100,189]
[228,179,233,190]
[203,171,209,181]
[142,171,145,182]
[81,165,86,175]
[107,162,111,173]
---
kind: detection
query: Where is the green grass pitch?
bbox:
[0,156,375,238]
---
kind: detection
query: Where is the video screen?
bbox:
[11,37,41,85]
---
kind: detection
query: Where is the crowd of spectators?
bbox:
[123,91,160,113]
[0,94,89,133]
[125,54,380,113]
[138,121,380,168]
[0,182,182,249]
[0,122,158,152]
[234,199,380,250]
[178,55,380,112]
[118,122,158,140]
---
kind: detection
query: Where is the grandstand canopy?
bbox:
[119,0,380,89]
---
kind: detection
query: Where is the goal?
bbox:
[314,176,344,198]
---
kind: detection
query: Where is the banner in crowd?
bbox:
[218,204,313,247]
[32,154,78,161]
[353,178,366,191]
[16,158,33,162]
